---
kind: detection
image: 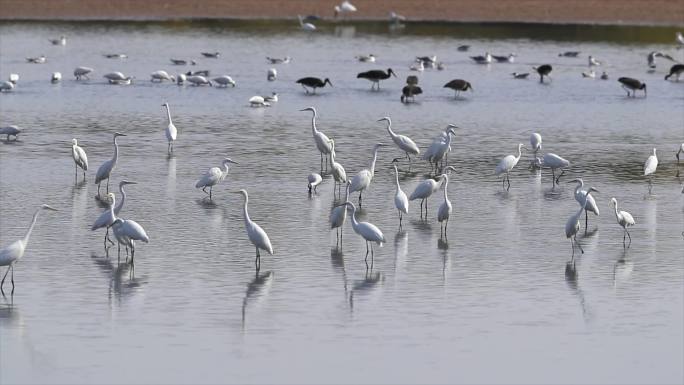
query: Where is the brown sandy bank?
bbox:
[0,0,682,26]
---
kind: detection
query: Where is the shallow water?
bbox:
[0,21,683,384]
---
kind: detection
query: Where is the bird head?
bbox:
[119,180,137,187]
[161,102,169,108]
[466,82,474,92]
[377,117,391,125]
[388,68,397,77]
[444,165,457,174]
[232,189,248,199]
[610,197,617,206]
[223,158,239,166]
[566,178,583,185]
[373,143,385,150]
[112,218,124,226]
[299,106,316,114]
[71,138,78,145]
[324,78,333,87]
[107,192,116,202]
[114,132,127,138]
[446,124,458,136]
[652,148,657,155]
[41,204,58,211]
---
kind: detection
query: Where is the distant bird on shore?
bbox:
[74,66,93,80]
[48,35,66,45]
[298,15,317,31]
[582,70,596,78]
[170,58,195,66]
[647,51,675,69]
[201,52,220,58]
[0,81,14,92]
[267,56,291,64]
[492,53,516,63]
[600,71,609,80]
[26,55,46,64]
[676,32,684,48]
[267,68,277,81]
[533,64,552,83]
[401,84,422,103]
[0,125,22,141]
[186,70,210,77]
[511,72,529,79]
[51,72,61,83]
[559,51,580,57]
[357,68,396,90]
[249,96,271,107]
[644,148,658,194]
[213,75,236,87]
[296,77,332,94]
[263,92,278,103]
[618,77,646,97]
[409,61,424,71]
[103,72,133,85]
[665,64,684,81]
[457,45,470,52]
[8,74,18,84]
[588,55,602,67]
[150,70,175,82]
[470,52,492,64]
[389,11,406,25]
[334,1,357,19]
[103,53,127,59]
[356,54,376,62]
[416,56,437,67]
[443,79,473,98]
[187,75,212,86]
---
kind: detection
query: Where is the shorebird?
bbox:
[665,64,684,81]
[170,58,190,65]
[533,64,552,83]
[443,79,473,98]
[357,68,396,90]
[150,70,175,82]
[51,72,61,83]
[249,96,271,107]
[356,54,376,62]
[618,77,646,97]
[416,56,437,67]
[647,51,675,69]
[298,15,317,31]
[600,71,609,80]
[582,70,596,78]
[334,1,357,19]
[213,75,236,87]
[0,81,14,92]
[409,61,424,71]
[266,56,291,64]
[401,84,422,103]
[492,53,516,63]
[26,55,46,64]
[186,70,209,76]
[74,66,94,80]
[470,52,492,64]
[103,53,127,59]
[588,55,602,67]
[676,32,684,48]
[559,51,581,57]
[457,45,470,52]
[8,74,18,84]
[186,75,212,86]
[296,77,332,94]
[511,72,529,79]
[267,68,277,81]
[48,35,66,45]
[103,72,132,85]
[201,52,220,58]
[263,92,278,103]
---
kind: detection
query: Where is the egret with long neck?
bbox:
[379,117,420,164]
[162,102,177,154]
[95,132,126,197]
[301,107,333,171]
[234,189,274,272]
[393,164,409,227]
[342,201,385,269]
[350,143,384,206]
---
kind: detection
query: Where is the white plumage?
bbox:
[307,173,322,193]
[379,117,420,162]
[249,96,270,107]
[343,201,385,268]
[71,138,88,180]
[301,107,333,169]
[236,189,274,271]
[349,143,384,204]
[538,153,570,185]
[111,218,149,264]
[393,164,409,225]
[195,158,238,199]
[213,75,236,87]
[162,103,177,153]
[95,132,126,196]
[644,148,658,176]
[187,75,212,86]
[51,72,62,83]
[74,66,93,80]
[329,140,347,191]
[570,179,599,229]
[151,70,175,82]
[495,143,524,190]
[610,197,635,247]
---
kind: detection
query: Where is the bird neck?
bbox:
[369,148,379,176]
[574,182,582,196]
[349,206,359,228]
[22,208,42,246]
[115,186,126,214]
[112,136,120,163]
[165,105,172,125]
[242,195,251,225]
[344,185,350,201]
[613,202,619,218]
[394,169,400,191]
[385,121,396,138]
[310,112,318,135]
[442,176,449,200]
[516,146,522,160]
[330,149,336,163]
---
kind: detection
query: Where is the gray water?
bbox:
[0,21,683,384]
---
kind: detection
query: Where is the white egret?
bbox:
[162,103,177,154]
[644,148,658,194]
[0,205,58,293]
[423,126,455,167]
[495,143,524,191]
[71,138,88,182]
[329,140,347,195]
[8,73,18,84]
[151,70,175,82]
[111,218,149,264]
[610,197,635,248]
[569,179,599,231]
[51,72,61,83]
[307,173,322,193]
[677,143,684,164]
[429,125,458,172]
[536,153,570,185]
[301,107,333,171]
[330,182,351,246]
[195,158,239,199]
[378,117,420,163]
[213,75,236,87]
[350,143,385,206]
[342,201,385,269]
[409,168,455,219]
[249,96,271,107]
[677,32,684,47]
[176,73,186,85]
[437,170,457,238]
[565,187,598,258]
[334,1,357,19]
[393,164,409,227]
[186,75,212,86]
[234,189,274,271]
[91,192,117,248]
[95,132,126,197]
[298,15,316,31]
[530,133,542,159]
[74,66,93,80]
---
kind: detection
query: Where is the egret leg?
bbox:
[551,169,555,186]
[445,219,449,238]
[623,231,626,247]
[570,238,575,258]
[506,174,511,191]
[358,191,363,207]
[419,199,424,218]
[0,266,10,292]
[370,243,374,269]
[209,186,213,200]
[106,178,110,194]
[626,229,632,248]
[255,247,260,272]
[575,236,584,254]
[301,84,308,94]
[130,244,135,265]
[425,199,428,219]
[364,241,370,268]
[585,210,589,233]
[648,178,653,194]
[320,152,323,171]
[399,211,403,228]
[502,176,506,190]
[97,182,101,197]
[75,164,78,183]
[556,169,565,184]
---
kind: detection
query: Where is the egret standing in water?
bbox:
[95,132,126,197]
[71,138,88,182]
[350,143,384,206]
[530,133,542,165]
[409,173,448,219]
[162,103,177,154]
[535,153,570,186]
[610,197,636,248]
[301,107,333,171]
[392,164,409,227]
[341,201,385,269]
[111,217,149,264]
[378,117,420,164]
[195,158,239,200]
[495,143,524,191]
[565,187,598,258]
[644,148,658,194]
[307,173,322,194]
[329,140,347,196]
[91,192,117,249]
[234,189,274,272]
[330,181,351,247]
[437,166,458,238]
[569,179,599,231]
[0,205,58,293]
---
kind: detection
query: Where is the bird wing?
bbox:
[166,123,177,141]
[332,163,346,182]
[329,205,346,228]
[350,170,371,192]
[250,222,273,254]
[495,155,514,175]
[315,132,333,153]
[395,190,409,213]
[644,156,658,175]
[438,200,451,222]
[95,159,113,183]
[74,146,88,170]
[122,219,149,243]
[621,211,636,226]
[409,180,431,200]
[396,135,420,154]
[359,222,384,243]
[91,209,114,230]
[0,240,24,265]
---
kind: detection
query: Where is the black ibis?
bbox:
[533,64,553,83]
[665,64,684,81]
[443,79,473,98]
[558,51,580,57]
[618,77,647,97]
[296,77,333,94]
[201,52,220,58]
[357,68,396,90]
[401,85,422,103]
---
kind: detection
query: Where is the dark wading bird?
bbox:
[443,79,473,98]
[559,51,580,57]
[357,68,396,90]
[201,52,220,58]
[296,77,333,94]
[401,84,422,103]
[665,64,684,81]
[618,77,647,97]
[533,64,552,83]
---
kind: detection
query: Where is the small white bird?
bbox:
[176,73,186,85]
[249,96,271,107]
[341,201,385,269]
[162,103,177,153]
[582,70,596,78]
[48,35,66,45]
[392,164,409,227]
[213,75,236,87]
[263,92,278,103]
[8,73,19,84]
[676,32,684,48]
[356,54,376,63]
[349,143,385,206]
[267,68,277,81]
[195,158,239,199]
[103,72,132,85]
[186,75,212,86]
[378,117,420,163]
[74,66,93,80]
[644,148,658,194]
[234,189,274,271]
[588,55,602,67]
[437,170,456,239]
[610,197,635,248]
[266,56,291,64]
[409,61,424,71]
[51,72,61,83]
[495,143,524,191]
[307,173,323,193]
[71,138,88,181]
[569,179,599,231]
[26,55,46,64]
[0,204,58,293]
[111,218,149,264]
[0,81,14,92]
[151,70,175,82]
[511,72,530,79]
[298,15,317,31]
[647,51,675,69]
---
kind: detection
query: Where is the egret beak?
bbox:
[566,179,579,184]
[42,205,59,211]
[114,132,127,137]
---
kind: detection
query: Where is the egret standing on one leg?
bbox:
[495,144,524,191]
[378,117,419,164]
[644,148,658,194]
[349,143,384,206]
[392,164,409,227]
[437,170,456,239]
[162,102,177,154]
[195,158,239,200]
[341,201,385,269]
[301,107,333,171]
[71,138,88,182]
[95,132,126,197]
[610,197,635,248]
[330,181,351,248]
[111,218,149,265]
[569,179,599,231]
[0,205,58,293]
[234,189,274,272]
[565,187,598,258]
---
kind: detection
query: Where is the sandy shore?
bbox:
[0,0,682,25]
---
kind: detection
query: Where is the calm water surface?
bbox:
[0,21,683,384]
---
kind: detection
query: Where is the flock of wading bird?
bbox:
[1,31,684,295]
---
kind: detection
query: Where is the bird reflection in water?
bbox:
[241,271,274,330]
[613,250,634,288]
[349,271,382,312]
[91,253,147,305]
[393,230,408,275]
[565,260,591,322]
[438,238,450,283]
[331,247,349,298]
